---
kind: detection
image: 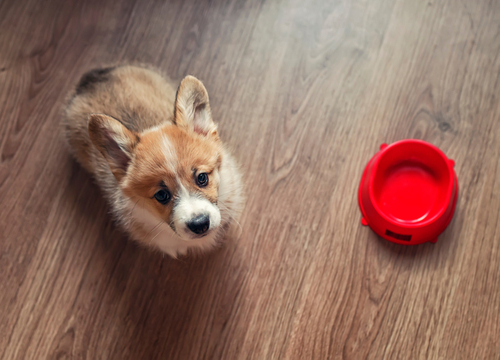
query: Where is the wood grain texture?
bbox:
[1,0,500,359]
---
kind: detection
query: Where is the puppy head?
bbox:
[88,75,225,242]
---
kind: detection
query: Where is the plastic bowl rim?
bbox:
[366,139,455,229]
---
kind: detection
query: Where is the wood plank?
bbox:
[0,0,499,358]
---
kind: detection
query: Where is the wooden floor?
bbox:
[1,0,500,358]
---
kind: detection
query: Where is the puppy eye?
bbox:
[196,172,209,187]
[154,189,171,204]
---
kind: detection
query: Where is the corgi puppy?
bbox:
[63,65,243,257]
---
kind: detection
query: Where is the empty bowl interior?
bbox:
[371,142,452,224]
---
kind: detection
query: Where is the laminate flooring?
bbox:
[1,0,499,358]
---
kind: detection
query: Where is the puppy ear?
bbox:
[88,114,139,180]
[174,75,217,137]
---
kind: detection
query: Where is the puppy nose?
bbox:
[187,215,210,235]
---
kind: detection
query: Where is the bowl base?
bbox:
[375,160,441,223]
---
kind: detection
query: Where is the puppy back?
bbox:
[62,65,177,174]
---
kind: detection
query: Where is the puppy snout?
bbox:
[187,214,210,235]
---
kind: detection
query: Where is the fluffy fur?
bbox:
[62,65,243,257]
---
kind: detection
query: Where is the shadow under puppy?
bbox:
[63,65,243,257]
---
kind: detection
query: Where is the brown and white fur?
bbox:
[62,65,243,257]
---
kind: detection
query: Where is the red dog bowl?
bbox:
[358,140,458,245]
